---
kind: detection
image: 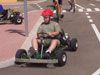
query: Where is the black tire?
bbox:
[15,17,23,24]
[56,50,67,66]
[15,49,27,65]
[28,47,35,58]
[70,38,78,51]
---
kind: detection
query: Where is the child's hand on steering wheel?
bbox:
[48,32,55,37]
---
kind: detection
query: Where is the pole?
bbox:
[24,0,29,36]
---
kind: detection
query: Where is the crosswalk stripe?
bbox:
[94,8,100,11]
[53,10,66,13]
[90,3,95,6]
[78,9,83,12]
[53,8,100,13]
[96,0,100,1]
[86,8,92,12]
[62,10,67,13]
[77,8,100,12]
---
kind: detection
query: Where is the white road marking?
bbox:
[89,19,93,23]
[78,9,83,12]
[87,16,91,19]
[78,8,100,12]
[96,0,100,1]
[94,8,100,11]
[86,8,92,12]
[62,10,67,13]
[75,4,85,9]
[53,10,66,13]
[90,4,95,6]
[91,24,100,42]
[35,3,43,9]
[92,68,100,75]
[86,13,89,15]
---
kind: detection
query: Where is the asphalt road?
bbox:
[0,0,100,75]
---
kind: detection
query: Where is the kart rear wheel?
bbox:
[15,49,27,65]
[56,50,67,66]
[70,38,78,51]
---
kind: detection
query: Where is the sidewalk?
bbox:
[0,8,44,69]
[0,0,47,68]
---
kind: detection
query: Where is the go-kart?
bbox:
[15,30,78,67]
[0,8,23,24]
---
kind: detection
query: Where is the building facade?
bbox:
[0,0,17,3]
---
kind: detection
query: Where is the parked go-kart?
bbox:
[15,30,78,67]
[0,8,23,24]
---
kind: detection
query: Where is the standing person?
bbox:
[31,9,62,59]
[68,0,75,13]
[53,0,63,18]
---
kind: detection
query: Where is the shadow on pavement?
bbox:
[0,22,12,25]
[5,29,25,36]
[14,63,64,69]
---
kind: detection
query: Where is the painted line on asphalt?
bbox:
[85,11,100,75]
[92,68,100,75]
[78,9,83,12]
[94,8,100,11]
[53,10,66,13]
[85,13,100,43]
[96,0,100,1]
[90,3,95,6]
[35,3,43,9]
[87,16,91,19]
[86,8,92,12]
[91,24,100,42]
[0,10,43,68]
[86,13,89,15]
[78,8,100,13]
[75,4,85,9]
[89,19,93,23]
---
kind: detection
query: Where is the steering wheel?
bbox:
[38,32,50,39]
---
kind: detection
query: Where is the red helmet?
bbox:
[42,9,53,17]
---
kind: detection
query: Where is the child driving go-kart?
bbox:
[15,9,78,67]
[31,9,62,59]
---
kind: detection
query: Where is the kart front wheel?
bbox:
[56,50,67,66]
[15,49,27,65]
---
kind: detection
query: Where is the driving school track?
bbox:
[0,0,100,75]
